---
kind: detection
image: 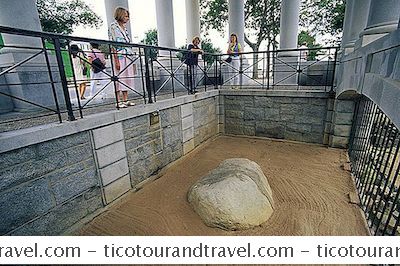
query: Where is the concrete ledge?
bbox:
[219,89,331,98]
[0,90,219,153]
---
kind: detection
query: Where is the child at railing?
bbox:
[70,44,88,100]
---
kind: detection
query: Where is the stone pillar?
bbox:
[0,0,42,49]
[359,0,400,47]
[228,0,245,46]
[345,0,370,52]
[0,0,63,113]
[275,0,300,85]
[340,0,354,54]
[185,0,200,43]
[155,0,175,49]
[104,0,132,37]
[279,0,300,51]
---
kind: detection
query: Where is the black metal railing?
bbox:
[349,96,400,236]
[0,26,338,132]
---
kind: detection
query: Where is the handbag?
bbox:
[225,56,232,63]
[82,65,88,76]
[91,50,106,73]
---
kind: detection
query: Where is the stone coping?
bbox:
[0,90,218,153]
[219,88,332,98]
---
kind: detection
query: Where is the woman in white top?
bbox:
[70,44,87,100]
[108,7,135,108]
[226,33,242,86]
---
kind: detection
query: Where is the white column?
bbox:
[104,0,132,37]
[359,0,400,46]
[275,0,300,85]
[340,0,354,51]
[228,0,245,46]
[346,0,370,51]
[279,0,300,51]
[155,0,175,49]
[185,0,200,43]
[0,0,42,48]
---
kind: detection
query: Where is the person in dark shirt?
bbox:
[185,36,203,94]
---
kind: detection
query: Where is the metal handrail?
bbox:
[0,26,339,131]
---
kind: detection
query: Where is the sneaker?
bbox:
[125,101,135,106]
[116,102,127,108]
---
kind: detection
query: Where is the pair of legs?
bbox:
[89,71,107,99]
[188,64,198,93]
[79,83,87,99]
[228,57,241,85]
[116,56,135,106]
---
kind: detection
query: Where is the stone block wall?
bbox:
[328,99,356,148]
[0,89,355,235]
[92,123,130,204]
[193,97,218,147]
[0,132,102,235]
[0,91,219,235]
[222,91,330,144]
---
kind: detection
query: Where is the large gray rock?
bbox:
[188,158,274,230]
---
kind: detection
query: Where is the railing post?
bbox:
[330,48,338,93]
[144,48,153,103]
[214,55,218,90]
[54,38,75,121]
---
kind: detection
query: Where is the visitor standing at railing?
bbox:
[70,44,88,100]
[227,33,242,86]
[185,36,203,94]
[88,43,107,100]
[108,7,135,108]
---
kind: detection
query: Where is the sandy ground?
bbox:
[79,135,369,236]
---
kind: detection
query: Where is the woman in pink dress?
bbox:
[108,7,135,108]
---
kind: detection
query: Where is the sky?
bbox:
[73,0,231,51]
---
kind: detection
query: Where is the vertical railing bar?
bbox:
[41,37,62,123]
[108,44,120,110]
[356,102,377,187]
[204,55,207,92]
[150,56,156,102]
[355,101,374,187]
[375,151,400,235]
[370,131,400,230]
[366,125,399,224]
[363,116,392,211]
[54,38,75,121]
[138,47,147,104]
[381,175,400,235]
[359,109,385,199]
[215,55,219,90]
[352,100,366,167]
[267,50,270,90]
[169,50,175,98]
[66,41,83,118]
[330,48,338,93]
[348,98,361,158]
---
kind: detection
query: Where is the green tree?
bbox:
[177,39,222,66]
[141,29,158,60]
[201,39,222,66]
[298,30,322,60]
[200,0,281,78]
[36,0,102,34]
[300,0,345,44]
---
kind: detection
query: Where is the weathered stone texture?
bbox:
[0,132,101,235]
[188,158,274,230]
[224,95,328,144]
